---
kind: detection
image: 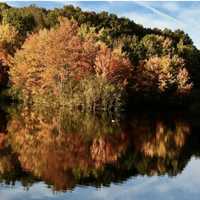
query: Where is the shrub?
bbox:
[34,76,125,112]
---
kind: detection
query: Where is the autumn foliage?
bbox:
[10,19,133,110]
[0,3,196,109]
[2,105,192,189]
[9,18,193,110]
[133,55,192,94]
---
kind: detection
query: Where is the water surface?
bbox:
[0,107,199,200]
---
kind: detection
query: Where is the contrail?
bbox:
[135,1,185,28]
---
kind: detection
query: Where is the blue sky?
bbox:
[3,1,200,48]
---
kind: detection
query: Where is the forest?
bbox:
[0,2,200,112]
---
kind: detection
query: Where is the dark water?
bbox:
[0,106,200,200]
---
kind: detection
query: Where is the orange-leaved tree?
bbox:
[132,55,192,95]
[10,18,133,111]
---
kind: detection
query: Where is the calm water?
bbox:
[0,106,200,200]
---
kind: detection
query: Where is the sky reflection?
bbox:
[0,157,200,200]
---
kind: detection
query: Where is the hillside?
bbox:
[0,2,200,110]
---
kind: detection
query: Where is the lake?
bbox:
[0,106,200,200]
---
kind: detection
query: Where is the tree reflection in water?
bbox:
[0,106,199,191]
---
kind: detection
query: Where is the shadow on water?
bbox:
[0,104,200,191]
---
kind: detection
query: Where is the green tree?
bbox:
[2,8,36,36]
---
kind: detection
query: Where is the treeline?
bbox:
[0,3,200,111]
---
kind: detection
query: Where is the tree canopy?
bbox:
[0,3,199,108]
